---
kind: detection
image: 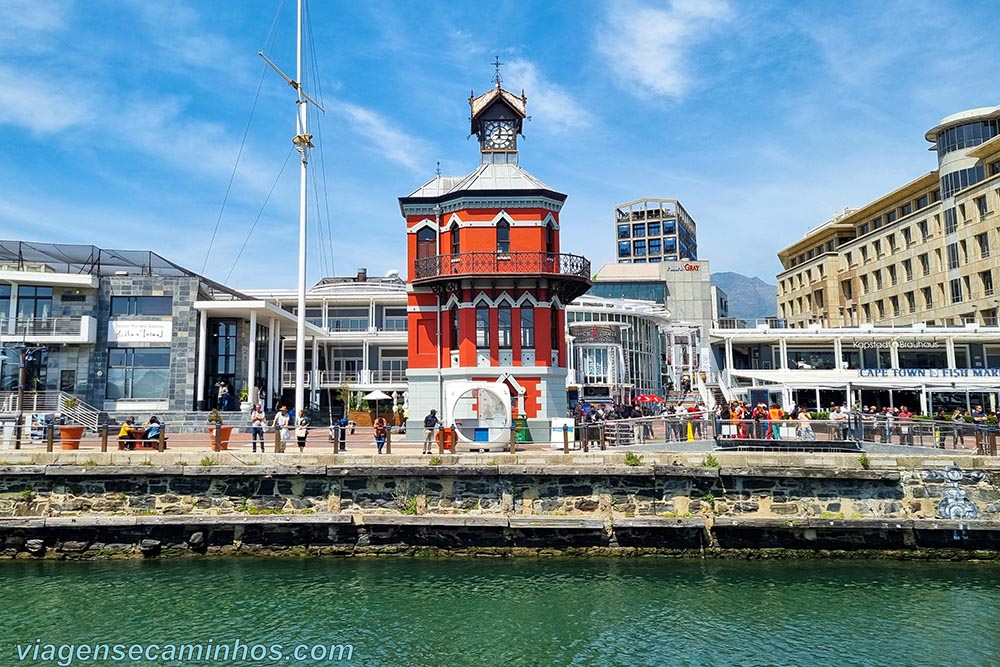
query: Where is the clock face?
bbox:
[483,120,516,150]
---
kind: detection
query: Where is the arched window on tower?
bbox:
[476,304,490,349]
[450,222,460,255]
[450,303,460,353]
[520,305,534,350]
[550,304,560,359]
[498,305,512,348]
[416,227,436,261]
[497,219,510,255]
[545,221,556,254]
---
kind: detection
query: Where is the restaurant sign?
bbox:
[858,368,1000,378]
[108,320,172,343]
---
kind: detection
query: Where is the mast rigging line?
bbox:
[303,7,337,279]
[200,65,269,275]
[224,147,296,284]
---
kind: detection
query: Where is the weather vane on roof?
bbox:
[492,55,503,86]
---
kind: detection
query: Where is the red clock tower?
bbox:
[400,77,591,442]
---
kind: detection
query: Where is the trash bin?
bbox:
[438,427,453,450]
[514,416,529,443]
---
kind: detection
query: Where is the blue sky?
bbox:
[2,0,999,291]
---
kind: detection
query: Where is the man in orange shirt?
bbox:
[768,404,784,440]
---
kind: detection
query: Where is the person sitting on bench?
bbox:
[143,416,162,446]
[117,416,137,450]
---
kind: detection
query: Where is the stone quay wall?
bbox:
[0,452,999,559]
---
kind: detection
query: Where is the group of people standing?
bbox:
[246,404,309,453]
[718,401,815,441]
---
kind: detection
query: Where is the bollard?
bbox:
[213,424,222,452]
[158,425,166,452]
[582,424,589,453]
[100,424,109,452]
[274,427,282,453]
[385,428,392,455]
[14,416,21,450]
[437,426,445,455]
[510,424,517,454]
[46,423,54,453]
[599,423,606,450]
[562,424,569,454]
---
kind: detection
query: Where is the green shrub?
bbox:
[700,454,720,468]
[428,457,443,466]
[199,456,216,467]
[858,453,871,469]
[624,452,644,467]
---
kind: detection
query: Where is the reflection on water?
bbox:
[1,558,998,666]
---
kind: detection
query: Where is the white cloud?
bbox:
[0,0,70,51]
[0,66,98,133]
[333,101,431,174]
[596,0,732,100]
[128,0,252,85]
[505,59,593,133]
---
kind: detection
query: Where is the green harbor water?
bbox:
[1,558,998,667]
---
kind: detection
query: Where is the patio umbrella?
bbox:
[635,394,664,403]
[363,390,392,418]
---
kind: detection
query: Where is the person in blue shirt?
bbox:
[143,416,162,445]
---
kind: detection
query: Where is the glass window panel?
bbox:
[133,349,171,367]
[476,306,489,348]
[498,307,512,348]
[520,307,534,349]
[131,368,168,398]
[138,297,172,315]
[497,221,510,254]
[105,369,126,399]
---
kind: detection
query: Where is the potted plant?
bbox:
[239,386,251,413]
[59,396,86,450]
[207,409,232,451]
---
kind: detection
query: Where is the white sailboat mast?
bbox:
[259,0,324,421]
[294,0,308,422]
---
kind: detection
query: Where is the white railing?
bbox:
[0,316,86,337]
[0,391,100,431]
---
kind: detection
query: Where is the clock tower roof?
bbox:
[469,84,527,136]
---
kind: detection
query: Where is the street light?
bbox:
[0,343,46,450]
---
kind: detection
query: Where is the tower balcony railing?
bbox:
[413,251,591,282]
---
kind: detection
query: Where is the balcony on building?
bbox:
[412,251,592,300]
[0,315,98,345]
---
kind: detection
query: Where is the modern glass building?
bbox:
[614,198,698,263]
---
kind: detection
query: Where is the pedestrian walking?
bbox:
[250,403,266,453]
[271,405,291,453]
[422,409,440,454]
[294,414,309,453]
[373,415,388,454]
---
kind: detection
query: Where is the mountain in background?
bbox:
[711,272,777,320]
